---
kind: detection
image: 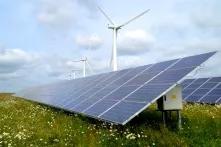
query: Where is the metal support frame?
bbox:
[161,110,182,130]
[177,110,182,130]
[162,111,166,127]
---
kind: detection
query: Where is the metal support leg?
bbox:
[162,111,166,127]
[165,111,168,123]
[177,110,182,130]
[169,111,172,120]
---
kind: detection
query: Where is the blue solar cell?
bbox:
[130,65,152,74]
[207,89,221,95]
[181,79,194,85]
[75,86,116,105]
[125,72,159,85]
[199,95,221,104]
[208,77,221,83]
[183,88,195,93]
[111,65,150,85]
[15,52,216,125]
[61,72,117,106]
[76,87,101,99]
[84,99,118,117]
[185,95,201,102]
[63,71,132,108]
[72,96,102,112]
[182,83,190,89]
[217,84,221,89]
[170,52,216,70]
[47,75,108,106]
[142,59,178,74]
[183,77,221,104]
[194,78,209,84]
[181,79,195,89]
[182,93,190,98]
[125,84,173,102]
[200,82,218,89]
[217,98,221,104]
[186,83,203,89]
[149,67,195,84]
[191,89,211,96]
[100,101,146,124]
[104,85,139,101]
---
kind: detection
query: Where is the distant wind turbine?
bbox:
[97,6,150,71]
[73,57,94,77]
[69,69,80,80]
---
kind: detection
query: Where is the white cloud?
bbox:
[118,29,155,55]
[191,0,221,29]
[118,55,146,68]
[0,49,36,74]
[75,34,103,50]
[36,0,97,29]
[37,0,77,29]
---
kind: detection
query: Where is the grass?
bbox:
[0,93,220,147]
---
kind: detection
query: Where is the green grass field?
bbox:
[0,93,220,147]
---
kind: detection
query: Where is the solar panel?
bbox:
[15,52,216,125]
[181,76,221,104]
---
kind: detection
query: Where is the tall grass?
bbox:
[0,93,220,146]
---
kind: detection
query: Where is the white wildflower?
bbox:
[53,139,59,142]
[3,132,9,136]
[126,133,136,140]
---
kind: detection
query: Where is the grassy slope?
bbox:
[0,93,220,147]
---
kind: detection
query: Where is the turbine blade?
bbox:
[118,9,150,28]
[86,60,95,74]
[72,60,81,62]
[97,5,115,25]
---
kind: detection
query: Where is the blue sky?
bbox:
[0,0,221,92]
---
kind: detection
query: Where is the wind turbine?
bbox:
[69,69,80,80]
[72,57,94,77]
[97,6,150,71]
[73,57,87,77]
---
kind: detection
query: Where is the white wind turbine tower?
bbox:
[97,6,150,71]
[73,57,94,77]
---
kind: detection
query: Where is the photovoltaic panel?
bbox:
[181,77,221,104]
[15,52,216,125]
[217,98,221,103]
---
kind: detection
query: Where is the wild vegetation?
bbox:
[0,93,220,146]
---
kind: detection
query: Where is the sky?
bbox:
[0,0,221,92]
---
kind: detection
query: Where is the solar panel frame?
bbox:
[15,51,217,125]
[182,78,198,90]
[81,64,155,113]
[198,83,221,103]
[104,53,216,125]
[60,71,119,108]
[182,76,221,104]
[64,69,133,110]
[177,79,194,89]
[97,58,182,124]
[184,78,210,101]
[216,97,221,104]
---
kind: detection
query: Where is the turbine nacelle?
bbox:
[108,24,121,30]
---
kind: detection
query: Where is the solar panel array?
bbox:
[16,52,216,125]
[182,77,221,104]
